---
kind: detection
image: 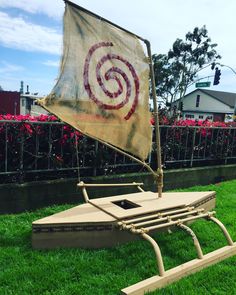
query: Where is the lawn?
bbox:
[0,180,236,295]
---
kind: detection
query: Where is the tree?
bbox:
[152,26,221,107]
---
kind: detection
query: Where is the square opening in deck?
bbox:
[112,199,141,210]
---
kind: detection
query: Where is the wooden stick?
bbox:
[121,243,236,295]
[77,182,143,187]
[120,207,195,225]
[124,209,204,229]
[208,216,234,246]
[140,211,215,232]
[141,233,165,276]
[96,139,157,178]
[79,182,90,202]
[145,40,163,198]
[177,223,204,259]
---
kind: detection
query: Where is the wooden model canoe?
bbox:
[32,190,216,249]
[32,184,236,295]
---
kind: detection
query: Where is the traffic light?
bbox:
[213,67,221,85]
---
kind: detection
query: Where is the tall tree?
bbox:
[152,26,221,106]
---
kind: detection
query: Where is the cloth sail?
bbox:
[38,2,152,160]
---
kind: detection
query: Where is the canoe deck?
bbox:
[89,190,216,219]
[32,191,216,249]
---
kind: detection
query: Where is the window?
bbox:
[199,115,204,119]
[196,95,200,107]
[185,114,195,119]
[22,99,25,107]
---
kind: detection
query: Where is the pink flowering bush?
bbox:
[174,119,236,128]
[0,114,82,141]
[0,114,84,182]
[150,116,236,169]
[0,114,133,182]
[1,113,236,182]
[151,115,236,128]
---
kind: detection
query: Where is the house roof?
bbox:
[20,94,41,100]
[199,89,236,108]
[179,89,236,108]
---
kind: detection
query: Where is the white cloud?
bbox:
[0,0,64,19]
[43,60,60,67]
[1,0,236,94]
[0,12,62,54]
[0,61,24,74]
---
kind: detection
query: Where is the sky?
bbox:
[0,0,236,97]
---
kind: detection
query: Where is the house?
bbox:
[20,93,48,116]
[0,90,47,116]
[20,83,47,116]
[0,91,20,115]
[176,89,236,122]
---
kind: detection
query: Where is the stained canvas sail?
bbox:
[38,1,152,160]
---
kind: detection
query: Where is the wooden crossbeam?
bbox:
[119,210,235,295]
[121,243,236,295]
[77,182,144,187]
[121,206,194,225]
[142,211,215,232]
[122,209,204,229]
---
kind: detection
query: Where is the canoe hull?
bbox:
[32,191,216,249]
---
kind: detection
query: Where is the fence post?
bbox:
[19,130,24,183]
[93,141,98,177]
[48,124,52,169]
[190,128,197,168]
[35,131,39,170]
[5,123,8,172]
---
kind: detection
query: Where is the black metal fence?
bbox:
[0,120,236,183]
[160,126,236,168]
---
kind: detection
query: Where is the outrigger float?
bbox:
[32,1,236,294]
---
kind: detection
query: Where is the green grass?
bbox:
[0,180,236,295]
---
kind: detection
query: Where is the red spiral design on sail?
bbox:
[83,42,140,120]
